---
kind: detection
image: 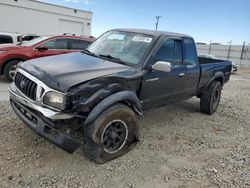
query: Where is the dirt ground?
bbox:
[0,69,250,188]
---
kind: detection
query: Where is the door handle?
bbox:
[179,73,185,77]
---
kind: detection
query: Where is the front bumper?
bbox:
[10,99,81,153]
[9,83,81,153]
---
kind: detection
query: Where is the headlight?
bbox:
[43,91,66,110]
[0,51,7,54]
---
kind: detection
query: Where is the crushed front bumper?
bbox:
[9,83,77,120]
[9,84,81,153]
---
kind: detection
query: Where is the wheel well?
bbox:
[118,100,142,116]
[84,91,143,125]
[214,77,224,85]
[119,100,131,107]
[2,58,25,74]
[197,76,224,98]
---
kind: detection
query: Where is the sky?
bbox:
[42,0,250,44]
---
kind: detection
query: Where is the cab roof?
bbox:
[112,28,193,39]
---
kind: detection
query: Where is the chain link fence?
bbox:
[196,43,250,66]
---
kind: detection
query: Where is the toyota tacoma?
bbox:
[9,29,232,163]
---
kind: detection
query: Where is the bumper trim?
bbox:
[10,100,80,153]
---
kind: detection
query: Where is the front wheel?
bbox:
[83,103,139,163]
[3,60,22,82]
[200,81,222,115]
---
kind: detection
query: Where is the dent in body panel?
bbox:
[66,68,143,115]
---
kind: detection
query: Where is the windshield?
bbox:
[88,31,153,65]
[21,36,49,46]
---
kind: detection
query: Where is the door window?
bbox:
[68,39,91,50]
[183,38,197,65]
[154,39,183,65]
[42,39,68,49]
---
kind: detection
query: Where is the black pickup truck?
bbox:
[9,29,232,163]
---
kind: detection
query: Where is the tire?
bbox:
[3,60,22,82]
[83,103,139,163]
[200,81,222,115]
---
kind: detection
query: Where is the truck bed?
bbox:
[197,57,232,93]
[198,56,227,64]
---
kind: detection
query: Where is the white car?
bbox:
[0,32,22,45]
[231,62,238,73]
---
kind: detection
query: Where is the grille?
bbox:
[14,72,37,100]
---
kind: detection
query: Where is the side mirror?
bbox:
[36,46,48,51]
[152,61,171,72]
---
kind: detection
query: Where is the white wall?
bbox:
[0,0,92,36]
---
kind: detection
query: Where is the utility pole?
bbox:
[155,16,161,31]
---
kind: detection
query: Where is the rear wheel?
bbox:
[83,103,138,163]
[200,81,222,114]
[3,60,22,82]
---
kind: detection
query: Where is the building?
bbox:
[0,0,92,36]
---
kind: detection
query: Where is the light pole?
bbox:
[155,16,161,31]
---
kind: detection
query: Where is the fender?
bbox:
[199,72,225,94]
[1,55,29,74]
[84,91,142,124]
[3,55,30,64]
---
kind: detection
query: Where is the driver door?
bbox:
[140,38,187,110]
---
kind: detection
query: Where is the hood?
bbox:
[19,52,130,92]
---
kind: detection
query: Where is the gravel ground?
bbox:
[0,69,250,188]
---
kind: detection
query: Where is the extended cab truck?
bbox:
[9,29,232,163]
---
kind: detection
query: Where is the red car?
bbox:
[0,35,95,81]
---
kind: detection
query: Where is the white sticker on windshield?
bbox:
[132,36,152,43]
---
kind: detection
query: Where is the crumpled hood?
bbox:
[19,52,130,92]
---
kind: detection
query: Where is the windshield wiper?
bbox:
[81,49,98,57]
[98,54,127,65]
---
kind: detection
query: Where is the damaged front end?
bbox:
[10,99,81,153]
[9,69,86,153]
[9,64,142,154]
